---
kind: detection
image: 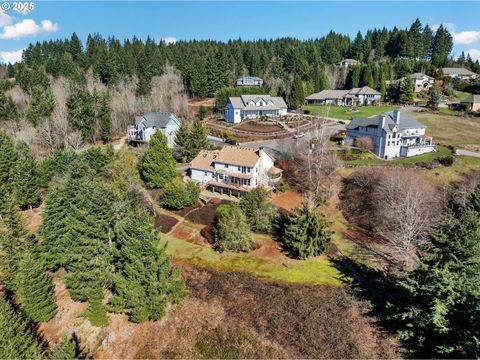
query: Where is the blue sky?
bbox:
[1,1,480,63]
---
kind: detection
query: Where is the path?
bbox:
[456,149,480,158]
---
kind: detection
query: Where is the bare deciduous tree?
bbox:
[354,136,373,151]
[66,131,84,150]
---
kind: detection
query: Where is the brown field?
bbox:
[235,120,283,133]
[185,199,232,227]
[155,213,179,233]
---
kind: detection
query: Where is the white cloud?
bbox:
[0,9,13,27]
[0,49,24,64]
[466,49,480,61]
[163,37,177,45]
[0,19,59,40]
[451,31,480,45]
[431,22,455,32]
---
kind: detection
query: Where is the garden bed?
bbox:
[185,199,231,226]
[155,213,179,233]
[235,120,283,133]
[170,202,203,217]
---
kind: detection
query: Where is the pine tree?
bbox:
[84,286,108,327]
[16,250,57,323]
[0,293,43,359]
[12,141,40,210]
[49,334,79,360]
[110,210,187,323]
[0,92,19,121]
[431,25,453,67]
[188,119,209,161]
[399,76,414,104]
[0,130,15,189]
[282,202,332,260]
[25,87,55,125]
[379,71,387,100]
[97,92,111,143]
[141,131,177,188]
[288,76,305,109]
[173,121,191,163]
[239,187,277,232]
[214,205,252,253]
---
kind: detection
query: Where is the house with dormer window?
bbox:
[225,95,288,124]
[346,110,435,159]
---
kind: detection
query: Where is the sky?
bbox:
[1,1,480,64]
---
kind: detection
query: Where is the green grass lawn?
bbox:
[304,105,399,120]
[161,233,353,286]
[454,90,472,101]
[438,108,462,116]
[407,112,480,146]
[419,155,480,187]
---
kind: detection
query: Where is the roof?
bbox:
[347,111,425,133]
[215,145,262,167]
[236,76,264,82]
[306,86,379,100]
[349,86,381,95]
[462,94,480,104]
[135,112,180,128]
[411,73,434,80]
[190,150,219,172]
[340,59,359,64]
[228,95,287,110]
[442,67,477,76]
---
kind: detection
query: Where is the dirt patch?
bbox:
[155,213,179,233]
[271,190,303,212]
[185,199,231,227]
[251,235,285,259]
[21,204,44,234]
[171,202,202,217]
[170,225,193,240]
[235,120,283,133]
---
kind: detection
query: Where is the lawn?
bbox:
[407,112,480,146]
[304,105,399,120]
[454,90,472,101]
[419,155,480,187]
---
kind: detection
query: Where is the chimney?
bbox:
[393,109,401,125]
[378,114,386,136]
[258,146,265,157]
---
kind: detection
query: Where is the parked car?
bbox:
[293,133,305,139]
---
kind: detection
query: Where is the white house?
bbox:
[387,73,435,93]
[305,86,381,106]
[442,67,477,81]
[346,110,435,159]
[339,59,360,68]
[189,145,282,197]
[127,112,181,148]
[236,76,264,87]
[225,95,288,124]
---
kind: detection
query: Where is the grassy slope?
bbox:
[408,112,480,146]
[419,156,480,187]
[304,105,399,120]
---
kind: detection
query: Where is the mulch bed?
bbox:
[171,202,202,217]
[235,121,283,133]
[185,199,231,227]
[155,213,179,233]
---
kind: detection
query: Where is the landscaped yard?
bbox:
[407,112,480,146]
[304,105,399,120]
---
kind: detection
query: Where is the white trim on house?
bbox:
[225,95,288,124]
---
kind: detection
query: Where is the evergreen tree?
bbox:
[110,210,187,323]
[97,92,111,143]
[214,205,252,253]
[84,286,109,327]
[141,131,177,188]
[0,293,43,359]
[25,87,55,125]
[361,66,374,88]
[0,92,19,122]
[0,130,15,189]
[239,187,277,233]
[12,141,40,210]
[431,25,453,67]
[314,65,329,92]
[282,202,331,260]
[67,88,96,142]
[393,187,480,358]
[188,119,209,161]
[288,76,305,109]
[399,76,414,104]
[173,121,191,163]
[198,105,207,120]
[49,334,79,360]
[16,250,57,323]
[427,90,441,110]
[162,179,200,210]
[379,71,387,100]
[347,65,361,89]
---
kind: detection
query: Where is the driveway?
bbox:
[456,149,480,158]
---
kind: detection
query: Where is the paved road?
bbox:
[456,149,480,158]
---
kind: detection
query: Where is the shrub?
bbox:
[438,155,454,166]
[240,187,277,232]
[303,109,311,115]
[162,179,200,210]
[214,205,252,252]
[276,178,290,192]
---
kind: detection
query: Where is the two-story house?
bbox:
[225,95,288,124]
[127,112,181,148]
[235,76,264,87]
[189,145,282,197]
[346,110,435,159]
[442,67,477,81]
[338,59,360,68]
[305,86,381,106]
[387,73,435,93]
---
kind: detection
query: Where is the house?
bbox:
[225,95,288,124]
[442,67,477,81]
[189,145,282,197]
[236,76,264,87]
[461,94,480,112]
[345,110,435,159]
[339,59,360,68]
[387,73,435,93]
[127,112,181,148]
[305,86,381,106]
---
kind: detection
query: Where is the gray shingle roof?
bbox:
[228,95,287,109]
[306,86,379,100]
[135,112,180,128]
[442,67,477,76]
[462,94,480,104]
[236,76,263,82]
[347,111,425,133]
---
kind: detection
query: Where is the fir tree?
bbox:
[12,141,40,210]
[141,131,177,188]
[399,76,414,104]
[49,334,79,360]
[0,92,19,121]
[97,92,111,143]
[288,76,305,109]
[25,87,55,125]
[16,250,57,323]
[188,119,209,161]
[214,205,252,253]
[110,210,187,323]
[282,202,332,260]
[0,292,43,359]
[0,130,15,189]
[239,187,277,233]
[84,286,109,327]
[173,121,191,163]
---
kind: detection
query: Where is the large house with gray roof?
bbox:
[346,110,435,159]
[236,76,264,87]
[225,95,288,124]
[305,86,381,106]
[127,112,181,148]
[442,67,477,81]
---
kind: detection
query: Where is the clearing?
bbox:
[304,105,399,120]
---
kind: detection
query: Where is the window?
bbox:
[238,166,241,171]
[225,164,229,169]
[387,134,391,139]
[387,141,390,146]
[211,173,214,178]
[219,174,224,180]
[204,171,207,176]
